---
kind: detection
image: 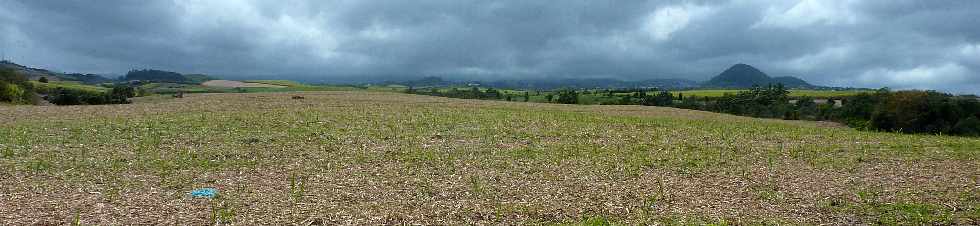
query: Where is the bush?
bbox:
[47,85,132,105]
[1,83,23,99]
[0,68,36,104]
[951,116,980,136]
[641,91,673,106]
[707,84,790,118]
[110,85,136,98]
[556,89,578,104]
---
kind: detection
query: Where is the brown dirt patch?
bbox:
[201,80,286,88]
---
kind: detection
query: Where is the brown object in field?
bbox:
[173,92,184,98]
[292,95,305,99]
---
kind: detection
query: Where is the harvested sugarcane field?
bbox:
[2,92,977,224]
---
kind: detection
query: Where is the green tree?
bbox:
[484,88,501,99]
[674,95,702,110]
[952,116,980,136]
[469,86,481,99]
[556,89,578,104]
[795,96,818,120]
[656,91,673,106]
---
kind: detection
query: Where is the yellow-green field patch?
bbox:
[29,81,110,93]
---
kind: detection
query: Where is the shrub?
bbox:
[0,68,36,104]
[951,116,980,136]
[556,89,578,104]
[48,85,131,105]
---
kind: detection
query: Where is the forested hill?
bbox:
[704,63,816,88]
[121,69,214,84]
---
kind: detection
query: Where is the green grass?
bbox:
[824,188,972,225]
[30,81,111,93]
[1,91,977,224]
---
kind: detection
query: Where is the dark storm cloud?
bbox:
[1,0,978,93]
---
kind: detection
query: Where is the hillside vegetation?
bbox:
[0,68,37,104]
[1,92,977,224]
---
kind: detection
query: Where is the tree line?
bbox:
[44,86,134,105]
[612,84,980,136]
[408,84,980,136]
[670,85,979,136]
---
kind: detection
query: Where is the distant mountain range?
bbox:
[483,78,702,90]
[393,64,821,90]
[1,60,112,84]
[1,60,215,84]
[5,60,821,90]
[386,76,702,90]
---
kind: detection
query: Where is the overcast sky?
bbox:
[1,0,978,93]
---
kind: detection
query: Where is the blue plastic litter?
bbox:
[190,188,217,198]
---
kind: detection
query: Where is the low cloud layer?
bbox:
[1,0,978,93]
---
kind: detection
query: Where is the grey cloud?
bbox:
[0,0,978,93]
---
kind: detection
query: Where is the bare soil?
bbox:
[201,80,286,88]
